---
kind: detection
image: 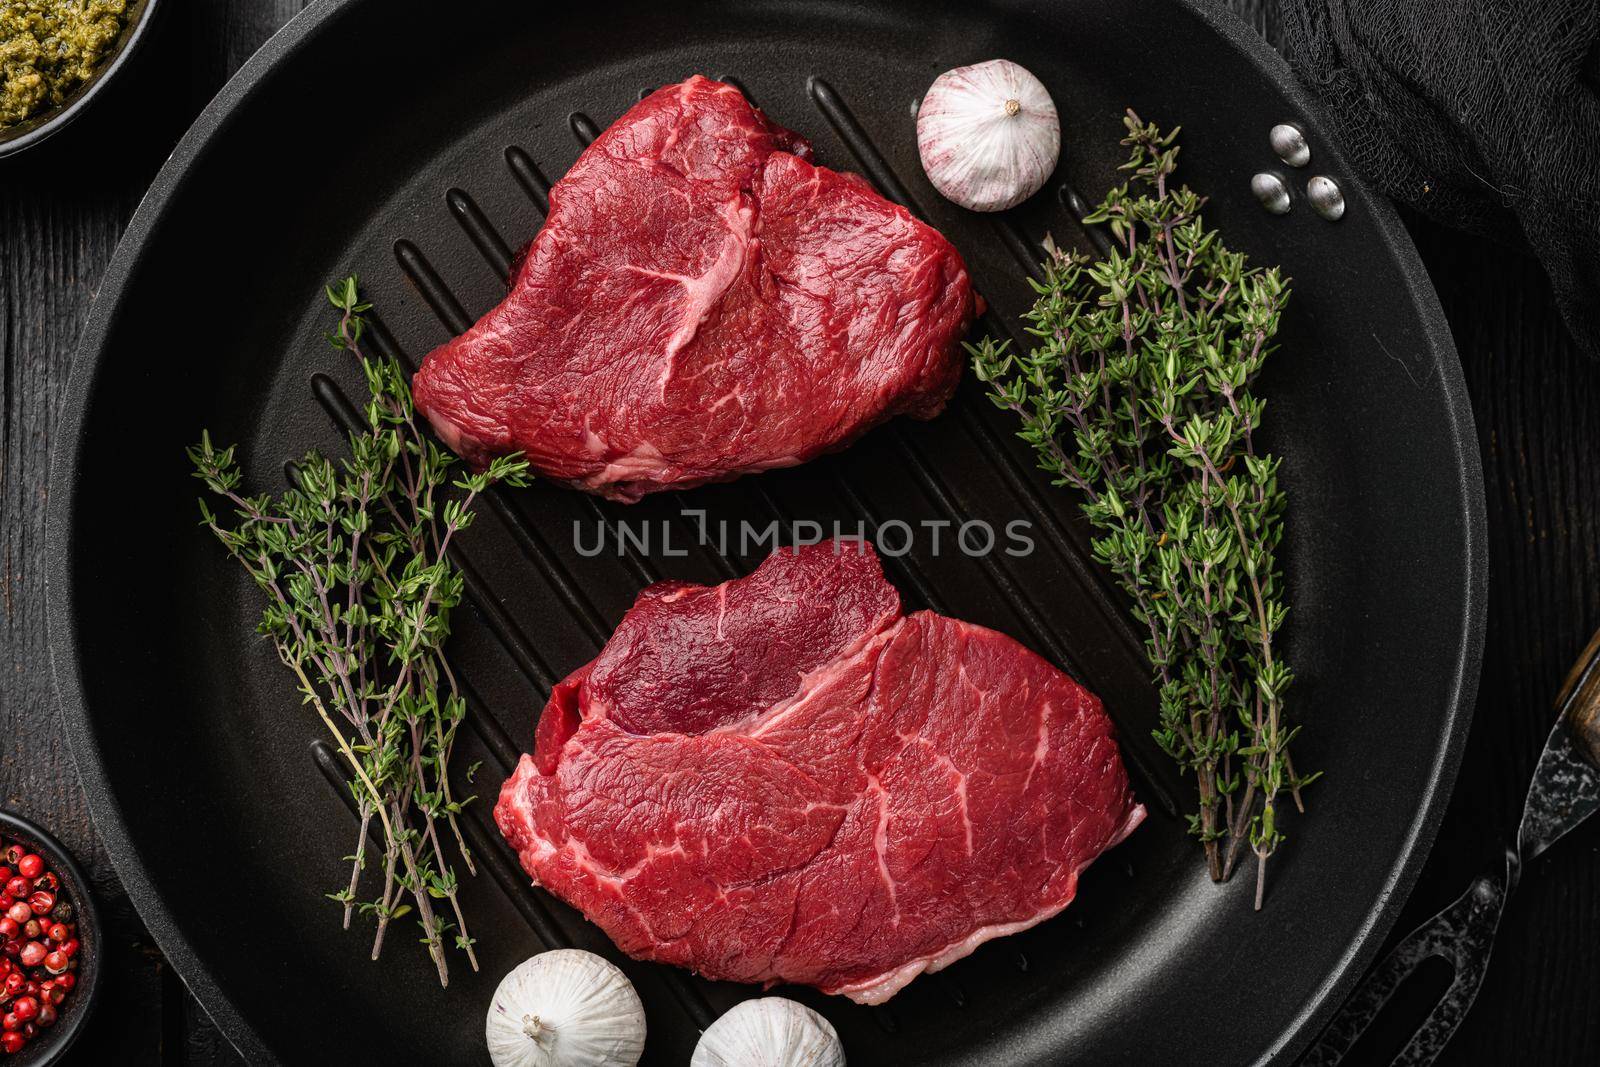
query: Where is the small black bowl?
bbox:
[0,0,163,160]
[0,811,100,1065]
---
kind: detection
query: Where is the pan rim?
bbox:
[44,2,1487,1064]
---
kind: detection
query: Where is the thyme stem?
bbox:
[189,277,530,980]
[971,111,1319,904]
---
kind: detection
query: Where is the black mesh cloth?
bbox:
[1276,0,1600,356]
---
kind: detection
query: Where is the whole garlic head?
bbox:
[486,950,646,1067]
[917,59,1061,212]
[691,997,846,1067]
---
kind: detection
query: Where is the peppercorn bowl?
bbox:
[0,811,98,1064]
[0,0,163,160]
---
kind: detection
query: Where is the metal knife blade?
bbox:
[1519,627,1600,863]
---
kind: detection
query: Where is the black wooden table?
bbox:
[1,1,1595,1063]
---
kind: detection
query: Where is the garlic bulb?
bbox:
[691,997,846,1067]
[917,59,1061,212]
[486,950,646,1067]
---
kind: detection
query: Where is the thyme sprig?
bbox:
[189,278,530,981]
[971,112,1317,907]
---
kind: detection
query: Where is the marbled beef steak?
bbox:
[495,541,1145,1003]
[411,76,976,502]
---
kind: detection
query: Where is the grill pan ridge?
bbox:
[48,2,1485,1064]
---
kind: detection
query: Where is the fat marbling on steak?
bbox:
[494,542,1145,1003]
[411,76,976,502]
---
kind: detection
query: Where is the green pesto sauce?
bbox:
[1,0,129,129]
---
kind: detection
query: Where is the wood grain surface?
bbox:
[1,0,1595,1063]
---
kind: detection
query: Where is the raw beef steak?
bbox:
[495,541,1145,1003]
[412,76,976,502]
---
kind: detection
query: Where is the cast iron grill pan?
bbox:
[48,2,1486,1063]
